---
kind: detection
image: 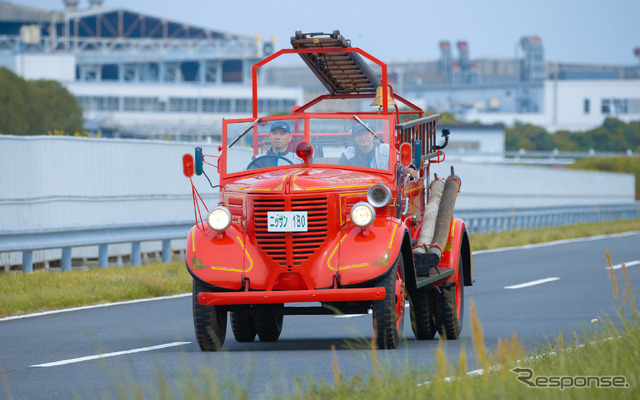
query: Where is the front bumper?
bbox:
[198,287,386,306]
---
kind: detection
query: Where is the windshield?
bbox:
[224,116,393,175]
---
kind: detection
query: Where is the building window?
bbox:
[235,99,251,113]
[202,98,215,113]
[613,99,628,114]
[124,97,137,111]
[601,99,610,114]
[185,98,198,112]
[169,98,182,112]
[107,97,119,111]
[78,96,90,111]
[584,99,590,114]
[218,99,231,113]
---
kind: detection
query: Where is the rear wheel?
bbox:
[372,256,406,349]
[255,305,284,342]
[434,256,464,339]
[192,279,227,351]
[230,311,257,342]
[410,286,437,340]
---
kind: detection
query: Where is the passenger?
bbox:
[339,125,418,178]
[248,121,302,169]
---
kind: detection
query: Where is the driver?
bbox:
[249,121,302,169]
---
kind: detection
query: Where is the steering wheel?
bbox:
[246,155,294,170]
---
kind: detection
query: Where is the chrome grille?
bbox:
[291,197,328,265]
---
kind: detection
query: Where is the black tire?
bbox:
[410,286,437,340]
[192,279,227,351]
[372,256,406,349]
[230,311,257,342]
[434,256,464,339]
[255,305,284,342]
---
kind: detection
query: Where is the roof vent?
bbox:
[62,0,79,11]
[89,0,104,9]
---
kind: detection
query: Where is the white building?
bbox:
[0,0,302,140]
[452,80,640,132]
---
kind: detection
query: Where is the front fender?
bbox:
[186,224,264,290]
[330,217,406,286]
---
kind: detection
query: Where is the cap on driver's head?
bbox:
[270,121,290,133]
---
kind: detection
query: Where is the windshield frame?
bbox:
[220,113,397,181]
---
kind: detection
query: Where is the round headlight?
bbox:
[367,184,392,208]
[350,202,375,227]
[207,207,232,231]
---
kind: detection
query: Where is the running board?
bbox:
[416,269,455,289]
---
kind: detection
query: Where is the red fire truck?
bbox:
[182,31,472,350]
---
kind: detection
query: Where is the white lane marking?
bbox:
[473,231,640,255]
[504,277,560,289]
[609,260,640,270]
[0,293,191,322]
[30,341,191,368]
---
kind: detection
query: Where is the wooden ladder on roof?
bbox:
[290,30,381,95]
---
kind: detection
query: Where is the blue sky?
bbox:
[13,0,640,65]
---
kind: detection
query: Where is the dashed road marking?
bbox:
[504,277,560,289]
[609,260,640,270]
[31,342,191,368]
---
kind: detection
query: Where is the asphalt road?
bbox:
[1,232,638,399]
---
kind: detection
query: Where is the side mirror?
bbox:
[435,129,450,150]
[399,142,412,167]
[195,147,203,176]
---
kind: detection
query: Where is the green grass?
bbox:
[471,218,640,251]
[0,262,191,317]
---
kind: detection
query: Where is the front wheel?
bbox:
[434,256,464,339]
[255,304,284,342]
[230,311,257,342]
[372,256,406,349]
[192,279,227,351]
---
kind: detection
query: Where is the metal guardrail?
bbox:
[1,203,639,273]
[456,203,640,235]
[0,221,193,273]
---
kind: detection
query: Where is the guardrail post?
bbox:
[62,247,72,271]
[162,239,172,263]
[132,242,141,266]
[99,245,108,268]
[22,251,33,273]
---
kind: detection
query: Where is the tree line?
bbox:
[0,67,84,135]
[506,119,640,153]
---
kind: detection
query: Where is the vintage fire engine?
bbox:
[182,31,472,351]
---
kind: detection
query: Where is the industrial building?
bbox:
[265,38,640,133]
[2,0,639,137]
[0,0,303,139]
